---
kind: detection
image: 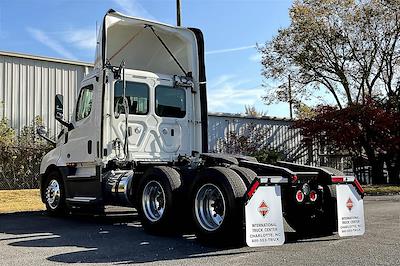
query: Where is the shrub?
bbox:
[0,117,52,190]
[216,122,285,163]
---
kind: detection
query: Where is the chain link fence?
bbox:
[0,146,48,190]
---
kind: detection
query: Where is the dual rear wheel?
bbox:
[138,165,252,243]
[138,165,338,241]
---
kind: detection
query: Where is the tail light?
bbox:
[309,190,317,202]
[296,190,304,203]
[331,176,345,183]
[247,180,260,198]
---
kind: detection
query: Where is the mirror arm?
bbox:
[36,128,56,147]
[40,135,56,147]
[56,117,74,131]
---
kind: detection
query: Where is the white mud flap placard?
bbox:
[336,184,365,237]
[245,186,285,247]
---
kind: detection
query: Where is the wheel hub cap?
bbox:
[142,181,166,222]
[45,179,61,210]
[195,183,226,231]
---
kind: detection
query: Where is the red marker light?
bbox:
[296,190,304,202]
[309,190,317,202]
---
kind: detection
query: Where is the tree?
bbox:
[0,118,16,147]
[244,105,267,117]
[216,123,284,164]
[261,0,400,108]
[294,103,316,120]
[261,0,400,183]
[295,100,400,184]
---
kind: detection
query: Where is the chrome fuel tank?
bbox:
[103,170,134,206]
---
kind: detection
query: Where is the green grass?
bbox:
[363,185,400,196]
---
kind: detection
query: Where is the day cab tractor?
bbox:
[37,10,365,246]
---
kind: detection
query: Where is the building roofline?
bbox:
[0,50,94,67]
[208,112,293,122]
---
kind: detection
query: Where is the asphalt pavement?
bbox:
[0,196,399,266]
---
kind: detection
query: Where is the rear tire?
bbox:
[230,165,257,187]
[137,166,182,234]
[192,167,247,245]
[43,171,67,216]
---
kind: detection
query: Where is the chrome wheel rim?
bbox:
[45,179,61,210]
[142,180,166,222]
[195,183,226,232]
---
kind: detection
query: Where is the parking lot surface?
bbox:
[0,196,399,266]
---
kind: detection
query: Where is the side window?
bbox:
[155,86,186,118]
[114,81,149,115]
[76,85,93,121]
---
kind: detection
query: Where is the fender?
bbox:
[39,147,75,202]
[40,146,61,174]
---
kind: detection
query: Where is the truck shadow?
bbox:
[0,210,339,264]
[0,210,262,264]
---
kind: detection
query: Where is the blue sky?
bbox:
[0,0,293,117]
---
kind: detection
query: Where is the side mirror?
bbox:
[36,126,56,146]
[37,125,48,136]
[55,94,64,120]
[54,94,74,130]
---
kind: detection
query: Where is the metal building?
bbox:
[0,51,92,138]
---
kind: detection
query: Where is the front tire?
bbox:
[137,166,182,234]
[43,171,67,216]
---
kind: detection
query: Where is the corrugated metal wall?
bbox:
[0,52,91,138]
[208,114,311,164]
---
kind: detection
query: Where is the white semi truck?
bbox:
[37,10,365,246]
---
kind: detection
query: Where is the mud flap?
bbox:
[336,184,365,237]
[245,186,285,247]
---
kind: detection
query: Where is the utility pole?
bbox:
[176,0,182,26]
[288,75,293,119]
